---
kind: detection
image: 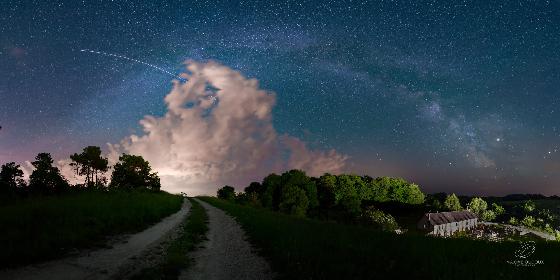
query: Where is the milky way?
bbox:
[0,0,559,195]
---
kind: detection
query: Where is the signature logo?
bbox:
[507,241,543,267]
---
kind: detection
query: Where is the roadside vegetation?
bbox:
[0,146,180,268]
[132,198,209,280]
[0,190,182,268]
[202,196,560,280]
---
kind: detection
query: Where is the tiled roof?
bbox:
[425,210,477,225]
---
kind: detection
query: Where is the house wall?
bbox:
[431,218,478,237]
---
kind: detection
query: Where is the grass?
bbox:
[131,198,209,280]
[0,190,183,268]
[200,196,560,280]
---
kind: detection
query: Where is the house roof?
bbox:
[424,210,477,226]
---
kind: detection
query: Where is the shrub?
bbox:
[360,206,399,232]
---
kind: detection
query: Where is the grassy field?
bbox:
[0,190,183,268]
[200,197,560,280]
[132,198,209,280]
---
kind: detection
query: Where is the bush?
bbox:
[360,206,399,232]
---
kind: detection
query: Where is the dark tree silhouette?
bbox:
[29,153,69,193]
[244,181,263,196]
[0,162,25,191]
[109,154,160,191]
[217,185,236,200]
[70,146,109,187]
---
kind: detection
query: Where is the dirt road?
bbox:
[180,199,273,280]
[0,199,191,280]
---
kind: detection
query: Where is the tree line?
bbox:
[217,170,426,231]
[0,146,161,196]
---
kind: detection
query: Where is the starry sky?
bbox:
[1,0,559,195]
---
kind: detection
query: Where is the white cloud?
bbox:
[109,61,347,195]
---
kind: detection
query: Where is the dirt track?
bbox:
[0,199,191,280]
[180,198,273,280]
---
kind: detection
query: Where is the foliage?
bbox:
[491,203,505,216]
[261,173,282,209]
[0,162,25,191]
[467,197,487,216]
[360,206,399,232]
[481,210,496,222]
[260,170,318,217]
[70,146,108,187]
[509,216,518,225]
[109,154,161,191]
[244,181,263,197]
[278,184,309,217]
[217,185,236,200]
[0,190,182,268]
[372,177,425,204]
[521,215,535,227]
[444,193,462,211]
[523,200,536,213]
[29,153,69,193]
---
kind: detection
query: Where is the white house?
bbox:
[417,210,478,237]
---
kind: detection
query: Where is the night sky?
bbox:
[1,0,559,195]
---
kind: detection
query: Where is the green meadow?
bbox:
[201,196,560,280]
[0,190,182,268]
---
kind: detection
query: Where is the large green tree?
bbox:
[278,184,309,217]
[109,154,160,191]
[261,173,282,209]
[29,153,69,193]
[444,193,462,211]
[467,197,487,216]
[0,162,26,191]
[70,146,109,187]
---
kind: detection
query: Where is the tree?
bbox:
[0,162,25,191]
[372,177,425,204]
[317,173,338,208]
[481,210,496,221]
[70,146,109,187]
[217,185,236,200]
[244,182,263,196]
[280,170,318,209]
[242,182,263,205]
[261,173,282,209]
[467,197,487,217]
[521,215,535,227]
[509,217,518,225]
[29,153,68,193]
[109,154,161,191]
[444,193,462,211]
[523,200,536,213]
[278,184,309,217]
[491,203,505,216]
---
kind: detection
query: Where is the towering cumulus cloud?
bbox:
[109,61,347,195]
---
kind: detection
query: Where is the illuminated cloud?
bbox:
[109,61,347,195]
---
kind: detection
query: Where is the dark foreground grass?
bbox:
[0,190,182,268]
[200,197,560,280]
[132,198,209,280]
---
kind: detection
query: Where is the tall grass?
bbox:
[201,197,560,280]
[0,190,182,268]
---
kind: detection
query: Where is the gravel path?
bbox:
[180,199,273,280]
[0,199,191,280]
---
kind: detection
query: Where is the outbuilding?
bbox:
[417,210,478,237]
